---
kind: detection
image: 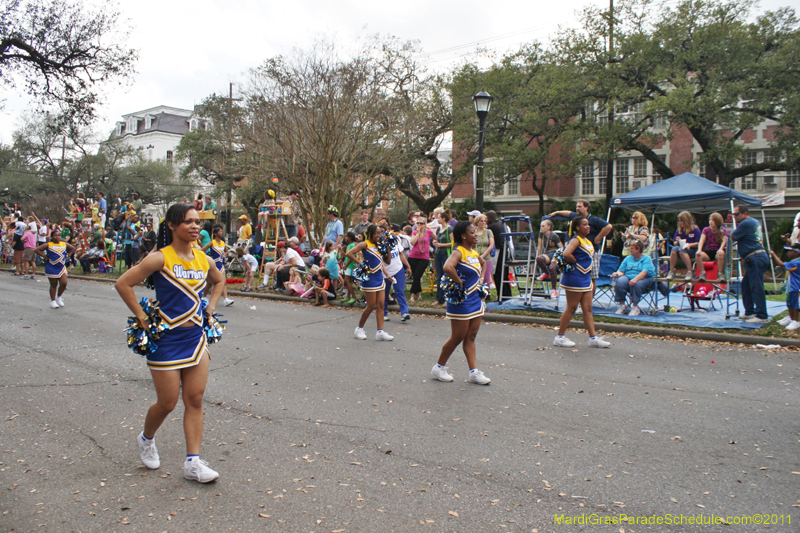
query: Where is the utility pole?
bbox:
[605,0,615,214]
[224,82,234,236]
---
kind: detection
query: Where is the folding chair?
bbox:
[592,254,621,309]
[681,261,726,311]
[617,277,669,316]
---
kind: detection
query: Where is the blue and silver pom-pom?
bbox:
[477,283,490,300]
[439,274,467,304]
[383,232,399,249]
[376,233,399,255]
[200,299,226,344]
[353,261,371,282]
[124,297,169,356]
[552,249,575,275]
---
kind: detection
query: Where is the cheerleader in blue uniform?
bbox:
[346,224,394,341]
[116,204,226,483]
[554,217,610,349]
[33,231,75,309]
[202,224,234,307]
[431,221,491,385]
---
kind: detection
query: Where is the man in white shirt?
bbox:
[384,231,411,322]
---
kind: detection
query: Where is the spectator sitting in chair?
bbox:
[611,241,656,317]
[665,211,702,281]
[258,241,285,289]
[696,212,729,281]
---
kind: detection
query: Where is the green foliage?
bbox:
[552,0,800,187]
[446,196,498,223]
[767,217,794,258]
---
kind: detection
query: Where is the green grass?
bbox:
[65,267,797,340]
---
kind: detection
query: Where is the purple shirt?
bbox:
[701,226,728,252]
[673,227,701,247]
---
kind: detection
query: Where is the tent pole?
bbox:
[761,208,777,289]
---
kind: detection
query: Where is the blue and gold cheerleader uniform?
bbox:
[559,236,593,292]
[360,239,385,292]
[148,245,210,370]
[44,241,68,278]
[446,246,485,321]
[207,238,226,273]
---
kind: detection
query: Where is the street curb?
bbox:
[38,271,800,348]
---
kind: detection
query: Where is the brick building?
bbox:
[451,116,800,222]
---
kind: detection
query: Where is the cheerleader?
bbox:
[431,221,491,385]
[115,204,226,483]
[33,231,75,309]
[202,224,234,307]
[554,217,611,348]
[345,224,394,341]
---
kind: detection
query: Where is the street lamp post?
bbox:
[473,90,493,213]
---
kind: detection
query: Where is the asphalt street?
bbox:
[1,274,798,533]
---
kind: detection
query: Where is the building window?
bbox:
[787,169,800,189]
[582,178,595,196]
[741,150,758,190]
[652,111,668,129]
[166,150,173,165]
[615,159,630,194]
[652,155,667,183]
[633,158,647,177]
[507,176,519,196]
[598,176,607,195]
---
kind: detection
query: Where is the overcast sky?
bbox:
[0,0,796,144]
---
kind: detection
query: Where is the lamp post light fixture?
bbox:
[472,90,493,213]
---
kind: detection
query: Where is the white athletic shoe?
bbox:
[55,296,64,307]
[354,327,367,340]
[223,298,234,307]
[49,300,59,309]
[183,458,219,483]
[553,335,576,347]
[431,364,454,382]
[588,336,611,348]
[628,305,641,316]
[375,330,394,341]
[778,316,792,326]
[786,320,800,331]
[137,432,160,469]
[468,369,491,385]
[615,304,629,315]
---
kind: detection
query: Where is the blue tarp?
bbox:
[485,292,784,330]
[610,172,762,214]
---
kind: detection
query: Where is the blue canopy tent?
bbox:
[609,172,762,214]
[608,172,772,318]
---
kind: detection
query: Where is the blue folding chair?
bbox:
[592,254,621,309]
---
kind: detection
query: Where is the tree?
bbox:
[0,0,137,127]
[451,45,589,217]
[553,0,800,188]
[178,38,453,245]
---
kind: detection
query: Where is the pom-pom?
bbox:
[124,297,169,356]
[477,283,490,300]
[375,233,399,256]
[200,299,226,344]
[552,249,575,275]
[353,261,370,282]
[439,274,467,304]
